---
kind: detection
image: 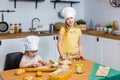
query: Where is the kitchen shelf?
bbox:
[50,0,80,9]
[10,0,44,9]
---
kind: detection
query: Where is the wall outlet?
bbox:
[37,25,43,28]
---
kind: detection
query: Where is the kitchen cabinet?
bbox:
[50,0,80,9]
[0,40,4,71]
[82,34,102,63]
[0,38,24,71]
[82,34,120,71]
[53,35,60,62]
[101,38,120,71]
[38,35,59,62]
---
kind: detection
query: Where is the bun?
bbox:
[23,75,33,80]
[15,69,25,76]
[36,71,42,77]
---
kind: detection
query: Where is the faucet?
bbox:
[29,17,40,33]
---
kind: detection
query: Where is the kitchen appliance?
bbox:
[0,10,15,32]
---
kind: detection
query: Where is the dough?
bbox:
[59,60,72,65]
[49,60,55,64]
[36,71,42,77]
[23,75,33,80]
[61,64,69,69]
[15,69,25,76]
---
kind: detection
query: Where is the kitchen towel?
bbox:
[89,62,120,80]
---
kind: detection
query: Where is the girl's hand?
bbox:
[60,55,68,60]
[32,62,40,67]
[79,56,85,60]
[40,60,46,66]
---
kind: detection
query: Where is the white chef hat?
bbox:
[61,7,76,20]
[22,36,40,51]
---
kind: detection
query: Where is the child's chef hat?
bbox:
[22,36,40,51]
[61,7,76,20]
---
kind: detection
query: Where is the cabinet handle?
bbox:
[53,36,55,40]
[56,36,58,40]
[96,37,99,42]
[0,40,1,45]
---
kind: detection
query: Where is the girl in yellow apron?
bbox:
[57,7,84,60]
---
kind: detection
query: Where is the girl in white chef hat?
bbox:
[57,7,84,60]
[19,36,46,68]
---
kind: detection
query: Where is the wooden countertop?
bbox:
[0,32,58,40]
[0,30,120,40]
[82,30,120,40]
[0,60,94,80]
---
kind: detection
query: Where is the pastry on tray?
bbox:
[49,68,72,80]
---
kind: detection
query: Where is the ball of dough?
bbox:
[15,69,25,76]
[36,71,42,77]
[23,75,33,80]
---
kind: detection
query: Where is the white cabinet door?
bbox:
[82,34,102,63]
[53,35,60,62]
[0,38,24,71]
[101,38,120,71]
[38,35,59,62]
[0,40,4,71]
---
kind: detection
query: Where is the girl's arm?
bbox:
[78,36,84,60]
[19,60,36,68]
[19,56,39,68]
[57,33,66,60]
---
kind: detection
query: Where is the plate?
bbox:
[112,30,120,35]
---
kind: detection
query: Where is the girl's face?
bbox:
[26,50,38,58]
[66,17,75,27]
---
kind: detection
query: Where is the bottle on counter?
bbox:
[8,24,14,34]
[89,20,94,30]
[113,21,119,30]
[18,23,22,33]
[14,23,18,33]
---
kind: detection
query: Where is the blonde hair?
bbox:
[64,20,77,36]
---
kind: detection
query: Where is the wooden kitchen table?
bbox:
[0,60,93,80]
[0,59,120,80]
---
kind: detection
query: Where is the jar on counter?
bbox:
[18,23,22,33]
[14,23,18,33]
[113,21,119,30]
[75,63,84,74]
[8,24,14,34]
